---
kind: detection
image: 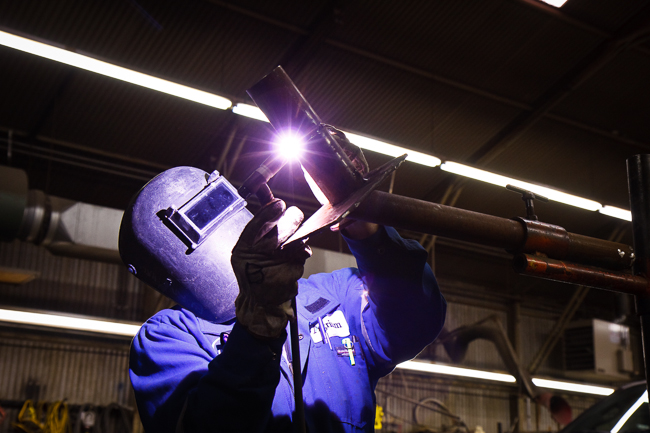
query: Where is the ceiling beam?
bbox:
[424,3,650,202]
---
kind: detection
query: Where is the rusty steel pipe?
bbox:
[351,190,634,270]
[352,190,523,248]
[513,254,648,296]
[516,218,634,270]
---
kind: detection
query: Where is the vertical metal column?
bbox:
[626,154,650,402]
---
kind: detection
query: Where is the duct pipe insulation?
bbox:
[0,166,122,263]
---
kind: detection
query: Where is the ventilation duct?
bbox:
[0,166,122,263]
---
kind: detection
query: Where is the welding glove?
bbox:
[324,125,369,175]
[232,199,311,339]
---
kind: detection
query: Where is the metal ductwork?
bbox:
[0,165,123,264]
[0,166,364,273]
[439,315,572,426]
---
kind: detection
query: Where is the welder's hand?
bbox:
[232,199,311,339]
[324,125,369,175]
[325,125,379,239]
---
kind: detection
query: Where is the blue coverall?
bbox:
[130,226,447,432]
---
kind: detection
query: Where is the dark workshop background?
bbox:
[1,0,649,432]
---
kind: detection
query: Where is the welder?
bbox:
[121,129,447,432]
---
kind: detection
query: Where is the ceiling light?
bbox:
[0,30,232,110]
[539,0,569,7]
[598,206,632,222]
[396,361,615,396]
[397,360,516,383]
[440,161,602,211]
[0,308,140,337]
[343,132,442,167]
[1,30,629,223]
[532,378,614,396]
[232,103,269,122]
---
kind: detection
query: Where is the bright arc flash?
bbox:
[276,132,304,160]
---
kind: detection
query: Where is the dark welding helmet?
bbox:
[119,166,252,323]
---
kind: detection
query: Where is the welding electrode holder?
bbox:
[237,154,286,205]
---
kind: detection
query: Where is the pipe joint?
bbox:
[515,217,570,258]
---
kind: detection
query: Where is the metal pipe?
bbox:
[352,190,634,270]
[289,298,305,433]
[440,315,537,399]
[513,254,647,295]
[626,154,650,413]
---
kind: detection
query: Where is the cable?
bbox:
[45,401,71,433]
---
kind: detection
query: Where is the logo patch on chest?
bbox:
[309,310,350,343]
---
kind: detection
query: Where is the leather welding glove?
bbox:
[232,199,311,339]
[324,125,369,175]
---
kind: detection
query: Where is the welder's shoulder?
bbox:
[137,305,205,341]
[299,267,363,301]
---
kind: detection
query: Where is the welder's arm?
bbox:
[130,312,286,433]
[344,226,447,375]
[183,199,310,432]
[182,323,286,432]
[331,125,446,370]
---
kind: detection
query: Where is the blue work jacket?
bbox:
[130,226,447,432]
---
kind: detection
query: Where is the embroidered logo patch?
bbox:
[310,310,350,343]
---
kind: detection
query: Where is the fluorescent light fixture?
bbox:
[0,308,140,337]
[232,103,269,122]
[397,361,516,383]
[539,0,569,7]
[532,378,614,396]
[440,161,602,211]
[397,361,615,396]
[611,390,648,433]
[0,30,232,110]
[2,30,629,220]
[343,132,442,167]
[599,206,632,222]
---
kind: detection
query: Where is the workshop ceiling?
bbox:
[1,0,649,252]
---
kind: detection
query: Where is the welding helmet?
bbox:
[119,166,252,323]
